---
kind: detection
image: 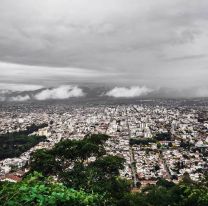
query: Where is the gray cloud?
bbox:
[0,0,208,94]
[164,54,207,62]
[0,96,6,101]
[106,86,152,98]
[194,87,208,97]
[0,83,43,92]
[34,85,85,100]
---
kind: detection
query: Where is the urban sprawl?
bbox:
[0,101,208,186]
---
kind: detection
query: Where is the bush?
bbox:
[0,172,103,206]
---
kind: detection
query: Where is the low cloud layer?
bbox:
[106,86,152,98]
[0,83,43,92]
[0,83,208,101]
[0,85,85,101]
[34,85,85,100]
[9,95,30,102]
[194,87,208,97]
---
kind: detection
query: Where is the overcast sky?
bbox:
[0,0,208,93]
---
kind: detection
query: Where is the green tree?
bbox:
[29,134,131,203]
[0,172,104,206]
[5,133,208,206]
[30,149,61,176]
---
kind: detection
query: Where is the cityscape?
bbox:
[1,0,208,205]
[1,100,207,186]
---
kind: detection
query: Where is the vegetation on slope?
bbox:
[0,134,208,206]
[0,172,103,206]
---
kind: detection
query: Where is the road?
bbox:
[125,106,138,188]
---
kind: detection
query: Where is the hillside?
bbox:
[0,134,207,206]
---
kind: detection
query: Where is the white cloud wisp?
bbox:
[9,95,31,102]
[106,86,152,98]
[34,85,85,100]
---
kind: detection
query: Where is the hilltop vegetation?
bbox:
[0,172,103,206]
[0,134,208,206]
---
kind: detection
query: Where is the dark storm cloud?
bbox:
[0,0,208,95]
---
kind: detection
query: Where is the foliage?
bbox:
[1,174,207,206]
[129,138,156,146]
[0,123,47,160]
[153,132,171,141]
[180,140,194,149]
[120,178,208,206]
[30,134,131,203]
[30,134,109,175]
[1,133,208,206]
[0,172,103,206]
[0,135,46,160]
[30,149,61,176]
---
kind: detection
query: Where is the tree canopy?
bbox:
[1,133,208,206]
[0,123,47,160]
[0,172,103,206]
